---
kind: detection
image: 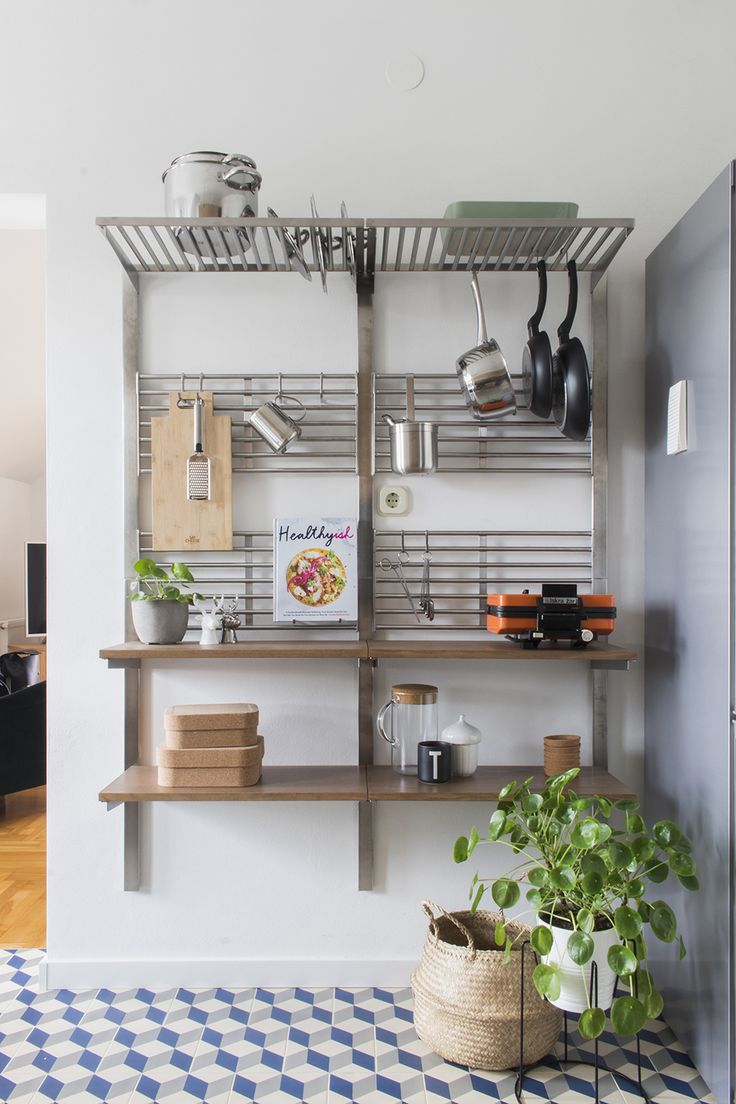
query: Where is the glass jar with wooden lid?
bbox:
[377,683,439,775]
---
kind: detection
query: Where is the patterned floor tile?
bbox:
[0,951,719,1104]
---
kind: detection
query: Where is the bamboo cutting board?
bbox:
[151,391,233,551]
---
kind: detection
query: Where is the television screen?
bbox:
[25,542,46,637]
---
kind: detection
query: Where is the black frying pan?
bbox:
[552,260,591,441]
[522,260,553,419]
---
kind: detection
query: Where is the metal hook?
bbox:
[400,530,407,556]
[199,373,204,395]
[177,373,194,408]
[319,372,325,405]
[424,530,430,554]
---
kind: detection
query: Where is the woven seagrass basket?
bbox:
[411,902,562,1070]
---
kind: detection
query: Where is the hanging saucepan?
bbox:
[456,273,517,420]
[552,260,591,441]
[163,152,262,260]
[521,260,553,419]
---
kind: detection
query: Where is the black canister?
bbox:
[417,740,452,784]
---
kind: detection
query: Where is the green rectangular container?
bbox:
[441,201,580,260]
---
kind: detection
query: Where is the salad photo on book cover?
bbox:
[274,517,357,622]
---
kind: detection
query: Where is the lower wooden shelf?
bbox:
[99,764,634,804]
[99,765,367,803]
[366,765,635,801]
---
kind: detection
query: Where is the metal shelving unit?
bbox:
[98,212,634,892]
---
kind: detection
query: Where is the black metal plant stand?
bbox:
[514,941,651,1104]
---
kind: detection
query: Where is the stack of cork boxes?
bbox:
[156,704,263,787]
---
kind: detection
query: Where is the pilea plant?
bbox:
[454,768,698,1040]
[129,558,199,603]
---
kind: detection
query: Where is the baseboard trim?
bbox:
[37,955,48,991]
[43,958,415,991]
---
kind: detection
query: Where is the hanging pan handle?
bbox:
[421,901,477,959]
[527,260,548,338]
[470,272,488,345]
[557,259,578,345]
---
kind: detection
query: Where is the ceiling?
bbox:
[0,227,45,483]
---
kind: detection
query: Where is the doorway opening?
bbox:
[0,193,47,949]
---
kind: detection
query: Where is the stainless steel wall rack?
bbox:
[97,217,361,277]
[373,529,593,632]
[375,374,590,474]
[366,218,633,278]
[98,211,633,893]
[98,216,633,283]
[138,371,358,474]
[137,530,357,635]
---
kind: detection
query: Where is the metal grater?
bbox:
[187,396,211,501]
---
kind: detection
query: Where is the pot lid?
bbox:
[391,683,438,705]
[441,714,482,743]
[162,151,260,183]
[167,151,258,168]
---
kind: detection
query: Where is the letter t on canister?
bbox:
[417,740,452,783]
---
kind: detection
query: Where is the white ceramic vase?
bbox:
[440,714,482,777]
[541,921,619,1013]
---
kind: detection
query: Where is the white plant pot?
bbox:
[541,921,620,1013]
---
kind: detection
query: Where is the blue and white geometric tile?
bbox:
[0,950,721,1103]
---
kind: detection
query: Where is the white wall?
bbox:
[2,0,736,984]
[0,229,45,483]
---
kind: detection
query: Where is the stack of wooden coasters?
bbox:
[157,703,263,788]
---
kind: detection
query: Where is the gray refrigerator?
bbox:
[645,163,735,1103]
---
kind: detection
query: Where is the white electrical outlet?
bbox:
[377,485,410,516]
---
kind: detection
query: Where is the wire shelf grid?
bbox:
[98,216,633,277]
[138,371,358,474]
[136,530,358,636]
[366,218,633,274]
[98,217,359,276]
[373,529,594,632]
[375,374,591,474]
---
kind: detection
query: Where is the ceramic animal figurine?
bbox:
[218,596,242,644]
[193,596,222,646]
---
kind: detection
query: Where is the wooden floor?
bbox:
[0,787,46,948]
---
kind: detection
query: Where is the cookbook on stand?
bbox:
[273,517,357,623]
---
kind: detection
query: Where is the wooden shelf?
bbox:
[366,765,635,802]
[100,640,635,668]
[366,640,636,667]
[99,765,367,803]
[100,641,368,663]
[100,764,635,805]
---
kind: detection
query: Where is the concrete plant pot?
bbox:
[131,599,189,645]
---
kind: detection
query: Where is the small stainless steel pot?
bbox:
[383,416,438,474]
[163,151,262,259]
[382,374,438,474]
[249,394,306,454]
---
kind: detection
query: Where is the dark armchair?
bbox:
[0,681,46,798]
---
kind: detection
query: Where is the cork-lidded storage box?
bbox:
[164,703,259,749]
[157,735,264,788]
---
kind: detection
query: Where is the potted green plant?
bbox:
[128,558,199,645]
[454,768,698,1041]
